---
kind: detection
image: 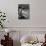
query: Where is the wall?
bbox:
[32,0,46,27]
[0,0,46,28]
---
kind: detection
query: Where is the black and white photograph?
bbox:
[18,4,30,19]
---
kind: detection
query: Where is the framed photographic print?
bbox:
[18,4,30,19]
[4,0,33,28]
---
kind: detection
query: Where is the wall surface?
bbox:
[0,0,46,32]
[0,0,46,27]
[32,0,46,27]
